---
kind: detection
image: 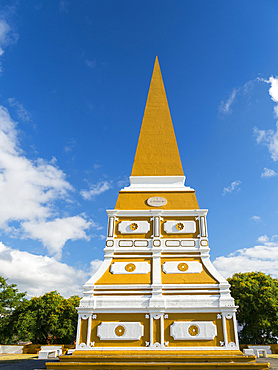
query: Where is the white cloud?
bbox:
[64,138,76,153]
[261,167,278,178]
[85,59,96,69]
[8,97,31,122]
[93,163,101,170]
[267,76,278,104]
[254,123,278,161]
[213,235,278,279]
[0,241,102,297]
[80,180,112,200]
[257,235,269,243]
[0,18,18,72]
[219,89,237,114]
[250,215,262,222]
[117,177,129,188]
[59,0,69,13]
[22,216,92,259]
[0,106,95,257]
[0,106,73,227]
[222,180,241,195]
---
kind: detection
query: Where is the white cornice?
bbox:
[120,176,194,192]
[106,209,208,217]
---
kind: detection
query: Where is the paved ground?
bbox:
[0,359,58,370]
[257,357,278,370]
[0,357,277,370]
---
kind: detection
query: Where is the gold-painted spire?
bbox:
[131,57,184,176]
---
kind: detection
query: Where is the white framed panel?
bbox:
[164,221,196,234]
[110,262,150,274]
[118,221,150,234]
[170,321,217,340]
[97,322,143,340]
[181,240,195,247]
[162,261,202,274]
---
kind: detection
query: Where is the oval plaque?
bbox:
[147,196,167,207]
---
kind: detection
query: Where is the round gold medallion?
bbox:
[176,222,184,231]
[115,325,125,337]
[188,325,199,336]
[130,223,138,231]
[125,263,136,272]
[178,262,188,272]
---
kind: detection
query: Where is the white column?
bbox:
[76,315,81,348]
[108,217,115,237]
[154,216,160,237]
[150,316,154,346]
[200,216,207,237]
[160,315,164,346]
[233,312,239,348]
[222,314,228,347]
[86,314,92,346]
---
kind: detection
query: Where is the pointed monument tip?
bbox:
[131,57,184,177]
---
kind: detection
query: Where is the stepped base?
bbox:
[45,350,269,370]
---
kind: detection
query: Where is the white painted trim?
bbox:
[201,256,227,284]
[84,259,112,287]
[120,176,194,192]
[107,209,208,217]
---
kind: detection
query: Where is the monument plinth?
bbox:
[46,58,268,369]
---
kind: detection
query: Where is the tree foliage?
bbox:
[228,271,278,344]
[0,276,26,316]
[0,287,80,344]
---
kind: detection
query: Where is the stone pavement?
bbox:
[0,357,277,370]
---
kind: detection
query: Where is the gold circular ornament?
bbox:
[188,325,199,336]
[176,222,184,230]
[115,325,125,337]
[125,263,136,272]
[178,262,189,272]
[130,223,138,231]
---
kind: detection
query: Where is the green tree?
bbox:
[0,286,80,344]
[228,271,278,344]
[0,276,26,316]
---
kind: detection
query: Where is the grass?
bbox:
[0,354,38,363]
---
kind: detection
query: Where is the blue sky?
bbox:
[0,0,278,297]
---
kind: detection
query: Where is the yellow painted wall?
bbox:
[115,191,199,210]
[80,319,88,345]
[226,318,235,344]
[161,257,219,284]
[153,317,161,344]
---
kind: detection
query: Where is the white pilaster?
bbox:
[86,314,92,345]
[222,314,228,347]
[76,315,81,348]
